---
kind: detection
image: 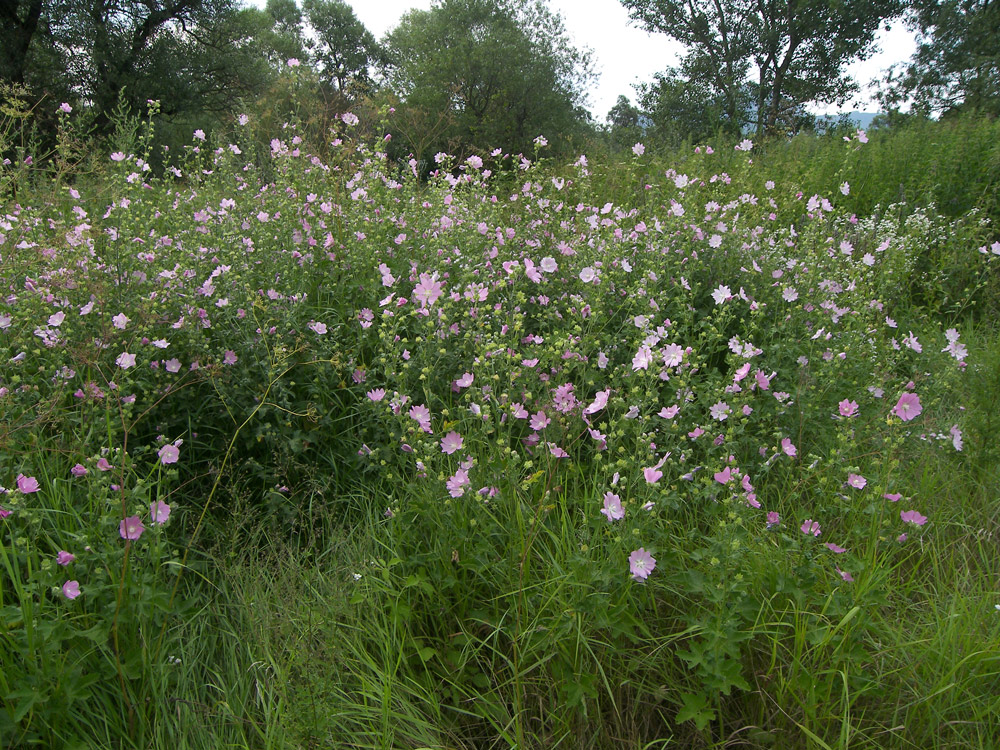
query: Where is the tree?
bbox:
[619,0,905,135]
[383,0,593,157]
[254,0,309,67]
[881,0,1000,116]
[639,68,741,143]
[303,0,381,94]
[0,0,44,86]
[0,0,285,133]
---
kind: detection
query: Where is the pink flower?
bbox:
[408,404,433,433]
[883,492,902,502]
[413,273,444,307]
[16,474,40,493]
[601,491,624,521]
[120,515,145,540]
[643,466,663,484]
[57,550,75,565]
[801,519,821,537]
[59,102,72,114]
[781,438,797,457]
[900,510,928,526]
[847,473,867,489]
[711,285,732,305]
[446,468,470,497]
[838,399,859,417]
[112,313,130,329]
[713,467,732,484]
[629,548,656,581]
[158,443,180,465]
[709,401,731,421]
[116,352,136,369]
[70,463,88,477]
[583,389,609,415]
[150,500,171,524]
[891,392,922,422]
[440,431,464,455]
[367,388,386,402]
[824,543,847,554]
[165,358,182,373]
[632,142,645,157]
[837,567,854,583]
[632,346,653,371]
[766,511,780,528]
[97,457,113,472]
[62,580,81,599]
[529,411,550,431]
[950,425,963,451]
[455,372,474,388]
[223,350,238,365]
[308,320,328,335]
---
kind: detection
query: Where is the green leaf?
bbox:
[676,691,715,731]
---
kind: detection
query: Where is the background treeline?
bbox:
[2,0,1000,171]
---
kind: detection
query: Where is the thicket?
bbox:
[1,95,998,749]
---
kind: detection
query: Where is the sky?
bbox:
[250,0,918,119]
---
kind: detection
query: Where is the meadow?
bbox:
[2,103,999,749]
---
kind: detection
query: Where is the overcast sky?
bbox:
[250,0,917,119]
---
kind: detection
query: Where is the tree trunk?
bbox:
[0,0,44,85]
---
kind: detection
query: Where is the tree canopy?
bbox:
[882,0,1000,117]
[619,0,905,135]
[303,0,382,94]
[383,0,593,159]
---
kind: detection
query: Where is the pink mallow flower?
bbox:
[847,473,867,489]
[446,468,470,498]
[891,392,922,422]
[119,515,145,540]
[801,519,821,537]
[643,466,663,484]
[57,550,75,565]
[900,510,928,526]
[838,399,859,418]
[601,492,624,521]
[62,580,81,599]
[408,404,433,433]
[629,548,656,581]
[158,443,180,464]
[16,474,40,493]
[440,431,464,455]
[150,501,171,524]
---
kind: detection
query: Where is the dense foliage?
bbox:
[881,0,1000,116]
[1,97,998,748]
